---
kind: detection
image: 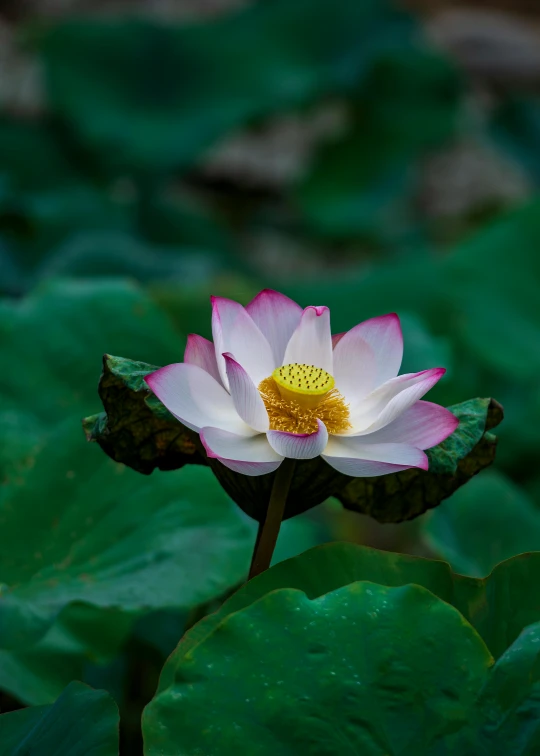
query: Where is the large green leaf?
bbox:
[450,621,540,754]
[40,0,416,171]
[144,580,540,754]
[159,542,540,693]
[0,604,132,706]
[0,278,183,472]
[0,681,118,755]
[424,470,540,577]
[0,420,254,702]
[86,357,502,522]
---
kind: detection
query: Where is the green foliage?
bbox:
[0,681,119,755]
[2,0,540,750]
[296,51,462,241]
[158,542,540,671]
[145,546,540,754]
[0,421,254,702]
[0,279,183,471]
[40,0,416,172]
[424,470,540,577]
[145,584,491,754]
[491,96,540,184]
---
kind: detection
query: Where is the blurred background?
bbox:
[3,0,540,750]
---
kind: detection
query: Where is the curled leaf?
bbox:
[84,354,203,474]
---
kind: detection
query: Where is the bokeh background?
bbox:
[2,0,540,751]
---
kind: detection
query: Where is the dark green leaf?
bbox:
[0,681,118,755]
[145,579,539,754]
[84,355,202,474]
[159,541,540,690]
[424,470,540,577]
[0,279,184,473]
[450,621,540,754]
[0,604,132,705]
[0,420,254,701]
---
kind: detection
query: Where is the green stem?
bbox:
[248,458,296,580]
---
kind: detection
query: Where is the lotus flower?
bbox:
[145,290,458,477]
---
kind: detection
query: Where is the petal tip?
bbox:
[144,367,165,391]
[417,454,430,471]
[307,305,329,317]
[199,429,219,459]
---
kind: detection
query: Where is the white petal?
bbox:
[201,426,283,477]
[358,401,459,449]
[145,363,248,434]
[211,296,275,389]
[322,436,428,477]
[214,457,283,476]
[184,334,222,385]
[348,368,446,435]
[224,353,269,432]
[283,306,333,373]
[267,419,328,460]
[246,289,303,366]
[333,313,403,406]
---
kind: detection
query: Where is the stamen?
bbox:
[258,373,351,435]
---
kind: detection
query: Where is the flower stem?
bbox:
[248,458,296,580]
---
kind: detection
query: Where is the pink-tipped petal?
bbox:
[283,306,333,373]
[348,368,446,435]
[145,363,247,434]
[184,334,222,385]
[211,296,275,389]
[357,400,459,449]
[246,289,303,366]
[224,353,269,432]
[201,426,283,477]
[322,437,428,477]
[267,419,328,460]
[333,313,403,406]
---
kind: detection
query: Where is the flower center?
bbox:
[258,363,351,435]
[272,363,335,409]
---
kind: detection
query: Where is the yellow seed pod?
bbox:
[272,363,335,409]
